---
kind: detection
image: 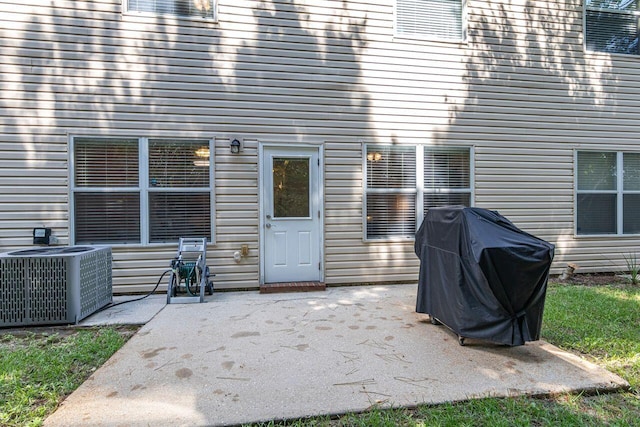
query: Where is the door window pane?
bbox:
[273,158,310,218]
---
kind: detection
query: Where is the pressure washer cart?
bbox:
[167,237,214,304]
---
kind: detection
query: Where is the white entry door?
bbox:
[262,146,322,283]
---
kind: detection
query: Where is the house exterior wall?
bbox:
[1,0,639,292]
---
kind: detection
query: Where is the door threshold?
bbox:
[260,281,326,294]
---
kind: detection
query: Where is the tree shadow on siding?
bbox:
[231,0,372,140]
[228,0,374,281]
[0,3,225,248]
[434,0,620,266]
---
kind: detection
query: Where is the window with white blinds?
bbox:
[127,0,215,19]
[424,147,471,214]
[365,145,417,239]
[72,137,213,245]
[364,145,472,240]
[577,151,640,234]
[396,0,465,41]
[585,0,640,55]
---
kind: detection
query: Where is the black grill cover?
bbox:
[415,206,555,346]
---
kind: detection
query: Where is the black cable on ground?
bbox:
[93,269,171,315]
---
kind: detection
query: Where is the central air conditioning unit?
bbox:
[0,246,112,327]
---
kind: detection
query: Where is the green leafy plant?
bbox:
[623,252,640,285]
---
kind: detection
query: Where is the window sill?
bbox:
[75,241,215,248]
[574,233,640,239]
[393,34,467,47]
[363,237,415,243]
[583,49,640,61]
[121,11,218,25]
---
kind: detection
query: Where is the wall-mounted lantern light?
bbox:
[230,139,241,154]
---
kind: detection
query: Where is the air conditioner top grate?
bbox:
[5,246,98,257]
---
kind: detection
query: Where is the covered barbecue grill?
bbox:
[415,206,555,346]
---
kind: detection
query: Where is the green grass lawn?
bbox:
[0,282,638,426]
[0,327,135,427]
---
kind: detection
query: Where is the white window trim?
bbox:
[69,136,215,246]
[393,0,468,44]
[574,149,640,237]
[362,143,474,242]
[122,0,218,22]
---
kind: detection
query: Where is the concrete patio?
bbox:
[44,284,627,427]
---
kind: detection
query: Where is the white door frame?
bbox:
[258,143,324,284]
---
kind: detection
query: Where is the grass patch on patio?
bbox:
[543,283,640,390]
[0,327,135,427]
[250,282,640,427]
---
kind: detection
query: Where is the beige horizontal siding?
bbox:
[2,0,640,292]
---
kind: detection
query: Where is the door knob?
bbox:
[266,223,272,228]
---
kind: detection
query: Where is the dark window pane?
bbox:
[577,194,616,234]
[149,193,211,243]
[75,193,140,243]
[273,158,310,218]
[587,0,638,11]
[624,194,640,234]
[366,194,416,238]
[586,10,639,55]
[149,139,210,188]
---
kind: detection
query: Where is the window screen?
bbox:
[396,0,464,40]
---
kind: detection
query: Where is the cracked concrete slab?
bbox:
[45,284,627,427]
